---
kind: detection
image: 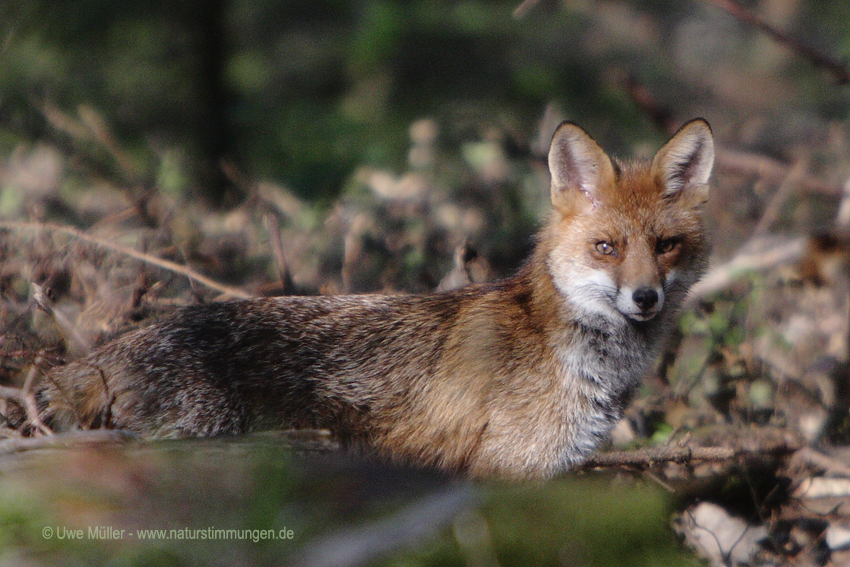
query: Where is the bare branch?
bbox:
[700,0,850,85]
[262,213,296,294]
[0,361,54,436]
[0,429,136,457]
[580,429,802,470]
[0,385,25,402]
[687,236,808,303]
[716,148,840,196]
[30,282,92,355]
[791,447,850,479]
[620,74,842,196]
[750,157,809,237]
[621,74,676,134]
[512,0,541,19]
[835,175,850,231]
[0,221,254,300]
[21,357,53,436]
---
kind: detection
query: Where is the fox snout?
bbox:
[617,285,664,321]
[632,287,658,310]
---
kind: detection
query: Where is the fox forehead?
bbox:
[573,160,705,242]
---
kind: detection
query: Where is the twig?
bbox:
[21,357,53,436]
[685,508,733,566]
[690,155,819,302]
[0,429,137,457]
[644,470,676,493]
[621,74,676,134]
[791,447,850,479]
[0,385,25,402]
[620,74,842,196]
[687,235,808,303]
[0,221,254,300]
[512,0,541,19]
[32,99,154,207]
[750,156,809,237]
[716,148,839,196]
[76,104,140,183]
[30,282,91,355]
[584,445,735,468]
[262,213,296,294]
[580,430,801,470]
[89,363,116,430]
[0,369,53,437]
[835,174,850,231]
[699,0,850,85]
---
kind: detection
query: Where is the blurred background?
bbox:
[3,0,850,284]
[2,1,850,565]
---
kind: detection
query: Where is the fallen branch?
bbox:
[0,364,53,437]
[682,159,815,302]
[687,235,808,303]
[790,447,850,479]
[750,156,809,237]
[0,429,137,457]
[0,221,254,300]
[716,148,840,197]
[20,358,53,436]
[581,428,802,470]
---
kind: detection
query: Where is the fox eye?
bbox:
[595,241,616,256]
[656,238,679,254]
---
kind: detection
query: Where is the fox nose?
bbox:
[632,288,658,311]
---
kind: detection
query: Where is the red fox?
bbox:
[40,119,714,479]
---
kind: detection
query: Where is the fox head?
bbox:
[545,119,714,324]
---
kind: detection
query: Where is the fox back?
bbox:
[40,119,714,479]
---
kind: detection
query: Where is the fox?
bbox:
[38,118,714,479]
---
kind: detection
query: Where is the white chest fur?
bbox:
[555,317,658,468]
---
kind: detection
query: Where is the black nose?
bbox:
[632,288,658,311]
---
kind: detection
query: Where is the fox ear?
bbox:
[548,121,616,214]
[652,118,714,205]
